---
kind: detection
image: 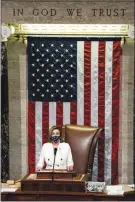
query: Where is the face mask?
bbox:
[51,135,60,143]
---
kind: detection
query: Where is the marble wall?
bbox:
[1,0,134,182]
[7,37,28,180]
[2,0,134,24]
[1,42,9,182]
[119,38,134,184]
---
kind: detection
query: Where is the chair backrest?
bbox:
[62,124,103,179]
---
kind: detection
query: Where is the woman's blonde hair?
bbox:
[48,126,62,142]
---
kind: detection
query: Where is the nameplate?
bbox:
[106,185,124,195]
[36,169,77,180]
[85,181,106,192]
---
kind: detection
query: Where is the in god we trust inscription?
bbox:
[12,8,126,17]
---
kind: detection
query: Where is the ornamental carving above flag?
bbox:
[27,37,121,185]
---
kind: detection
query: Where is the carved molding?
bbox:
[13,24,129,36]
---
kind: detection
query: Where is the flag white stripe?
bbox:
[91,41,99,126]
[77,41,84,125]
[49,102,56,129]
[63,103,70,125]
[35,102,43,167]
[91,41,99,181]
[105,41,113,184]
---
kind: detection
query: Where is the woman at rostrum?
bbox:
[36,126,74,171]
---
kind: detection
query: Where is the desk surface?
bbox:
[1,183,135,201]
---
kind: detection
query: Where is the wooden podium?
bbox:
[21,170,90,192]
[2,171,135,201]
[36,169,76,179]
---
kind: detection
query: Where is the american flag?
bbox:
[28,37,121,184]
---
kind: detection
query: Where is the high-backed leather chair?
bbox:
[61,124,103,180]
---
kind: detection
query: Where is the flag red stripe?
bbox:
[42,102,49,144]
[28,101,35,173]
[70,102,77,124]
[84,41,91,126]
[111,41,121,184]
[98,41,105,181]
[56,102,63,126]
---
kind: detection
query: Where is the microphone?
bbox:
[52,148,57,181]
[54,148,57,156]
